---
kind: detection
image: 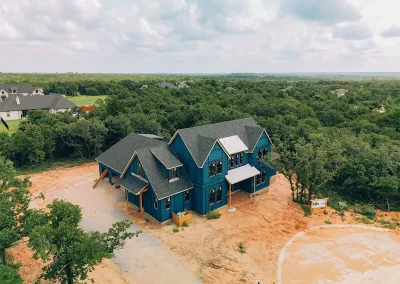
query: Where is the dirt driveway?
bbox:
[24,163,201,284]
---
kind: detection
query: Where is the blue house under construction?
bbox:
[96,118,276,222]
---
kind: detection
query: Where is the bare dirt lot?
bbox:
[281,226,400,283]
[10,163,400,284]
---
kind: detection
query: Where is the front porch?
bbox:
[226,164,260,212]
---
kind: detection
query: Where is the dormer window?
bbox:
[169,167,179,182]
[1,91,4,94]
[12,90,16,93]
[35,90,38,93]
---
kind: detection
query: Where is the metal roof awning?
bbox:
[219,135,248,155]
[121,175,148,195]
[226,164,260,184]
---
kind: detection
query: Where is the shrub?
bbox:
[172,227,179,233]
[362,205,376,220]
[238,243,246,254]
[323,210,328,215]
[144,217,150,223]
[301,205,312,216]
[339,211,345,216]
[206,210,221,220]
[325,220,332,224]
[182,221,189,227]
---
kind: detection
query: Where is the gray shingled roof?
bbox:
[0,94,77,112]
[121,175,148,195]
[175,118,268,167]
[96,133,165,174]
[159,82,177,89]
[150,145,183,169]
[139,133,164,140]
[0,84,35,94]
[136,147,193,199]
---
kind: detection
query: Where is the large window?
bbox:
[230,152,244,168]
[216,186,222,202]
[208,188,216,205]
[184,190,190,202]
[208,186,222,205]
[209,160,222,177]
[165,197,171,210]
[256,173,262,185]
[154,196,158,209]
[256,170,267,185]
[137,162,143,177]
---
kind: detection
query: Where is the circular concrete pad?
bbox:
[280,226,400,283]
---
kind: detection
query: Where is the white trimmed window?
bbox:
[165,197,171,210]
[184,190,190,202]
[154,196,158,209]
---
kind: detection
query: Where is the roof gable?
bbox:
[171,118,268,167]
[136,147,193,199]
[96,133,165,174]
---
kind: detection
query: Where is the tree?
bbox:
[0,264,23,284]
[10,125,45,166]
[0,157,31,265]
[28,200,140,284]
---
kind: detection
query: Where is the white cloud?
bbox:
[332,23,373,40]
[0,0,399,72]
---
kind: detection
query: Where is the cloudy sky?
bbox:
[1,0,399,73]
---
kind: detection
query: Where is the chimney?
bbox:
[16,96,20,105]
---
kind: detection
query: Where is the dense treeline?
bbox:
[0,75,399,210]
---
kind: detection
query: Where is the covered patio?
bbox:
[225,164,260,212]
[121,174,149,217]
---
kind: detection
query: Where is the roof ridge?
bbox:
[178,117,255,132]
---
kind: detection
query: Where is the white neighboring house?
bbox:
[0,93,77,121]
[0,84,44,102]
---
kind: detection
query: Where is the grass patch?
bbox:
[325,220,332,224]
[206,210,221,220]
[0,119,22,134]
[172,227,179,233]
[323,210,328,215]
[238,243,246,254]
[339,211,345,216]
[68,95,107,106]
[355,216,373,225]
[182,221,189,227]
[144,217,150,223]
[377,219,390,225]
[16,157,93,175]
[301,205,312,216]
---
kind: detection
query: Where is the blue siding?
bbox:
[98,163,121,183]
[171,134,203,213]
[99,127,277,222]
[251,132,276,191]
